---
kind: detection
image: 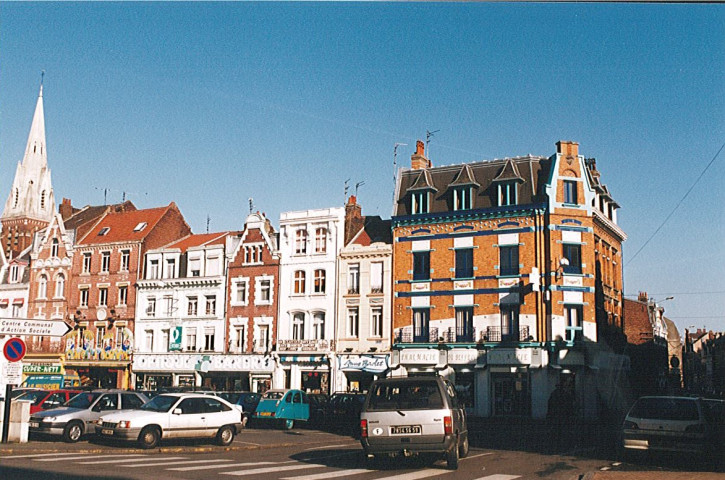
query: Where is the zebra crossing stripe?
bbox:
[167,461,283,472]
[34,454,147,462]
[122,459,235,468]
[2,453,75,459]
[76,456,186,465]
[221,464,322,476]
[373,469,453,480]
[472,475,521,480]
[280,468,372,480]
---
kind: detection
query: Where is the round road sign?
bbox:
[3,337,27,362]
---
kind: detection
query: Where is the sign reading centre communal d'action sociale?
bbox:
[0,317,72,337]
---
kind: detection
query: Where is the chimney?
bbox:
[411,140,431,170]
[344,195,363,245]
[59,198,73,220]
[556,140,579,157]
[638,292,648,303]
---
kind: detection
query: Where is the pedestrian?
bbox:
[546,381,575,453]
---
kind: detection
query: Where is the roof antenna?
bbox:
[355,181,365,197]
[344,178,351,201]
[40,70,45,87]
[248,198,254,214]
[393,143,407,205]
[206,215,211,234]
[425,129,440,157]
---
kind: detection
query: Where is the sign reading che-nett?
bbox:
[0,318,72,337]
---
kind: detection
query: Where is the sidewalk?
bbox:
[581,473,724,480]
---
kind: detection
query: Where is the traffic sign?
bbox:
[0,318,72,337]
[2,362,22,385]
[3,337,26,363]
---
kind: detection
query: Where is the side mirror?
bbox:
[173,408,182,415]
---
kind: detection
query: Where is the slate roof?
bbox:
[64,201,136,232]
[350,216,392,246]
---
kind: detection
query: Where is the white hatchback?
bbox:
[96,392,244,448]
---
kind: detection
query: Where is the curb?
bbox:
[0,441,299,456]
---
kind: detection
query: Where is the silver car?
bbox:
[360,376,468,470]
[29,389,149,442]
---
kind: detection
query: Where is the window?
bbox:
[204,328,215,351]
[453,187,472,211]
[315,228,327,253]
[259,279,272,303]
[347,307,359,338]
[148,259,159,279]
[205,295,216,315]
[37,275,48,299]
[133,222,147,232]
[51,238,59,257]
[564,180,578,204]
[234,280,248,304]
[313,269,326,294]
[101,252,110,273]
[187,296,198,316]
[455,248,474,279]
[121,394,144,410]
[82,253,92,274]
[145,329,154,351]
[413,251,430,281]
[256,324,270,352]
[563,244,582,274]
[120,250,130,271]
[98,287,108,307]
[164,295,173,316]
[498,181,517,206]
[295,229,307,255]
[312,312,325,340]
[293,270,306,294]
[371,307,383,338]
[79,288,89,307]
[9,265,20,283]
[565,305,583,342]
[189,257,201,277]
[147,297,156,317]
[207,256,220,276]
[292,313,305,340]
[54,274,65,298]
[186,329,197,351]
[233,326,245,353]
[501,304,520,341]
[348,264,360,294]
[94,326,105,349]
[161,329,169,351]
[499,245,519,276]
[413,308,430,343]
[370,262,383,293]
[411,191,429,214]
[455,307,474,342]
[165,259,176,278]
[118,285,128,306]
[98,227,110,236]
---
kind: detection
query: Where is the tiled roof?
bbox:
[164,232,232,253]
[78,205,171,245]
[64,201,136,231]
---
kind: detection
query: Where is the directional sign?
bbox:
[0,318,72,337]
[3,337,26,363]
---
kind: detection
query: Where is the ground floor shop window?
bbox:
[252,376,271,394]
[343,371,375,393]
[136,374,172,391]
[302,371,329,394]
[492,371,530,416]
[454,371,475,411]
[178,375,195,388]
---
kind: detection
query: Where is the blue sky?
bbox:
[1,3,723,334]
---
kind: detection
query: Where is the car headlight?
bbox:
[117,421,131,429]
[43,416,56,422]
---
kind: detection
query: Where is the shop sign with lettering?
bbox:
[486,348,532,365]
[338,355,388,373]
[399,349,440,365]
[22,364,62,374]
[447,349,480,365]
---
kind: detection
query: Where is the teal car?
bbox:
[253,389,310,429]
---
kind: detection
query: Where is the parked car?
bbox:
[13,389,82,415]
[10,387,42,399]
[360,376,468,470]
[96,393,244,448]
[218,391,262,426]
[29,389,149,442]
[307,393,329,427]
[327,392,366,434]
[621,396,718,459]
[254,389,310,430]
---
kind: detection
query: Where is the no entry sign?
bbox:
[3,337,26,362]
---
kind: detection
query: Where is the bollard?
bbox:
[8,400,30,443]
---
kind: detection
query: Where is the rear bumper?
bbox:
[361,434,455,455]
[622,430,711,454]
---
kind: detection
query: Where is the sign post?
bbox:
[2,337,27,443]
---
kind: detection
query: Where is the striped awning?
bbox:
[279,355,327,363]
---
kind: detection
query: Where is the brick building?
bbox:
[391,140,627,419]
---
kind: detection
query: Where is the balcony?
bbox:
[483,325,530,343]
[395,327,439,344]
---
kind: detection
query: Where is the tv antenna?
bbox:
[249,198,254,214]
[344,178,351,200]
[355,181,365,197]
[393,142,407,203]
[425,129,440,157]
[206,215,211,233]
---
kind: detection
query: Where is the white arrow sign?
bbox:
[0,318,73,337]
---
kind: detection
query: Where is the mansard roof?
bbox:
[407,169,437,192]
[493,158,525,183]
[447,164,480,188]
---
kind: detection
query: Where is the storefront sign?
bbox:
[338,355,388,373]
[486,348,532,366]
[22,364,62,374]
[133,353,275,373]
[399,349,440,365]
[66,327,134,361]
[447,349,480,365]
[278,339,333,352]
[169,326,182,351]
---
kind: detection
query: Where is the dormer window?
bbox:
[498,181,517,206]
[453,186,472,211]
[98,227,110,236]
[134,222,147,232]
[9,265,20,283]
[411,191,429,214]
[51,238,59,257]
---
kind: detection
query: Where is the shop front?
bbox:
[21,363,80,389]
[64,326,134,388]
[334,354,389,393]
[275,354,330,394]
[133,353,274,392]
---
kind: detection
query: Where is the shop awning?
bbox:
[279,355,327,363]
[0,299,8,307]
[12,298,24,305]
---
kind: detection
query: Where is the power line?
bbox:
[624,291,725,297]
[625,141,725,266]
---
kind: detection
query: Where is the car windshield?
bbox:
[66,392,102,409]
[262,391,284,400]
[220,392,241,404]
[140,395,178,412]
[367,382,443,410]
[629,397,700,421]
[15,391,48,405]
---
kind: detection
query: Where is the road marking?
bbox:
[221,464,320,476]
[76,456,186,464]
[374,470,453,480]
[281,468,371,480]
[122,459,235,468]
[304,443,359,451]
[472,475,520,480]
[2,453,76,459]
[34,454,147,462]
[168,461,287,472]
[464,452,494,460]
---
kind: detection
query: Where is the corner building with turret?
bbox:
[391,140,627,420]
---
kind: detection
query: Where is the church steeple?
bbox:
[1,81,56,257]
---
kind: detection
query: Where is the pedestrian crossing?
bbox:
[0,451,521,480]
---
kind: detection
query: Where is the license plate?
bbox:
[101,429,114,435]
[391,425,421,435]
[259,412,272,416]
[29,422,39,428]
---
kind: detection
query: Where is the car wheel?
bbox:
[446,437,460,470]
[138,426,160,449]
[283,419,294,430]
[62,421,83,443]
[459,433,469,458]
[216,425,235,446]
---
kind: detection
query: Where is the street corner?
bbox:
[578,471,725,480]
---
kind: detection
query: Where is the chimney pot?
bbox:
[416,140,425,156]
